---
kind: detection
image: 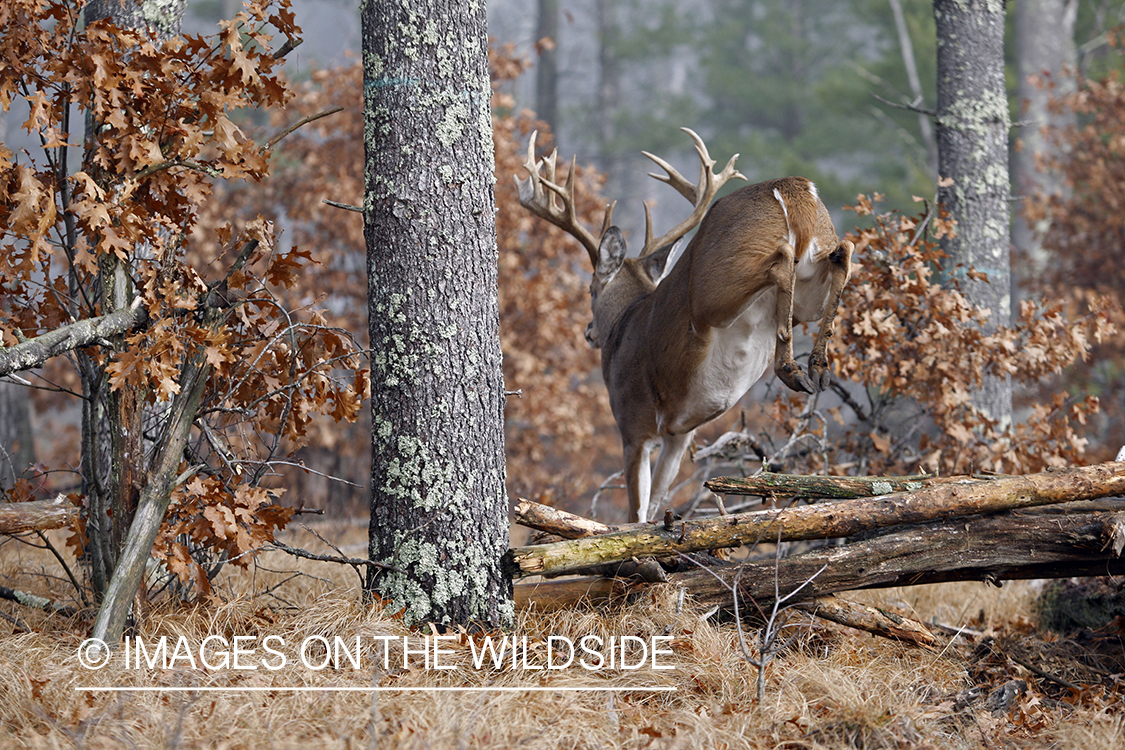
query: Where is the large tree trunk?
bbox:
[1012,0,1076,287]
[933,0,1012,426]
[362,0,512,628]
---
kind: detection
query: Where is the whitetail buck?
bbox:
[517,129,853,523]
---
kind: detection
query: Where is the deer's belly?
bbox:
[666,288,777,434]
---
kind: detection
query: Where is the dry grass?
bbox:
[0,521,1121,749]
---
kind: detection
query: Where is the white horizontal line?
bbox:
[76,686,677,693]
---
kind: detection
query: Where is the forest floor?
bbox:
[0,518,1122,749]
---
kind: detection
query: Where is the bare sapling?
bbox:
[516,129,853,522]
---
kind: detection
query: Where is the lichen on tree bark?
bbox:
[362,0,512,628]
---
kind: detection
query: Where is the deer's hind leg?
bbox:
[806,240,853,391]
[770,240,816,394]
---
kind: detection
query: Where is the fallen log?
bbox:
[513,512,1125,615]
[507,461,1125,578]
[793,596,939,650]
[513,577,629,612]
[0,495,77,534]
[705,471,937,500]
[676,511,1125,607]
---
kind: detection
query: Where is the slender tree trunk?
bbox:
[80,0,187,597]
[889,0,937,177]
[535,0,559,135]
[1012,0,1076,287]
[361,0,512,628]
[0,379,35,491]
[933,0,1012,426]
[0,112,35,492]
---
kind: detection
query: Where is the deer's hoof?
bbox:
[776,360,815,395]
[808,355,832,392]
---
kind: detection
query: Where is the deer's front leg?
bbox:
[624,439,654,523]
[807,240,854,391]
[770,240,815,394]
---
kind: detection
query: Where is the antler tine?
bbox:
[643,201,656,254]
[641,150,700,205]
[514,131,602,266]
[598,200,617,240]
[638,128,746,256]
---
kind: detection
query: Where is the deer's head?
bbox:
[515,129,744,351]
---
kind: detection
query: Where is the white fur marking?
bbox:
[667,289,777,435]
[773,187,796,247]
[655,237,687,286]
[808,181,819,202]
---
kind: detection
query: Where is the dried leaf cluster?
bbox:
[817,195,1116,476]
[1028,39,1125,454]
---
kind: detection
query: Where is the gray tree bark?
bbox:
[361,0,512,628]
[1012,0,1076,285]
[0,100,35,490]
[933,0,1012,426]
[0,379,35,491]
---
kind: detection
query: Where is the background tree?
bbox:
[79,0,188,605]
[932,0,1012,428]
[361,0,512,627]
[535,0,560,134]
[1012,0,1077,289]
[1031,31,1125,453]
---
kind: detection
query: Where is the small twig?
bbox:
[322,199,364,213]
[872,93,936,116]
[264,106,344,150]
[35,531,90,608]
[269,541,401,573]
[829,381,871,423]
[272,36,303,60]
[996,646,1081,690]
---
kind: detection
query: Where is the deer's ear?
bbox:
[596,227,627,284]
[641,239,679,284]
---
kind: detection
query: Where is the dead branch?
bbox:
[513,512,1125,615]
[513,497,628,537]
[269,541,401,573]
[794,596,939,650]
[507,462,1125,578]
[704,471,938,500]
[513,577,630,612]
[0,495,78,534]
[0,585,80,618]
[677,511,1125,606]
[0,302,147,377]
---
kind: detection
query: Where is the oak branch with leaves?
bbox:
[0,0,365,643]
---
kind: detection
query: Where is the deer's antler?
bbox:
[514,131,615,268]
[639,128,745,256]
